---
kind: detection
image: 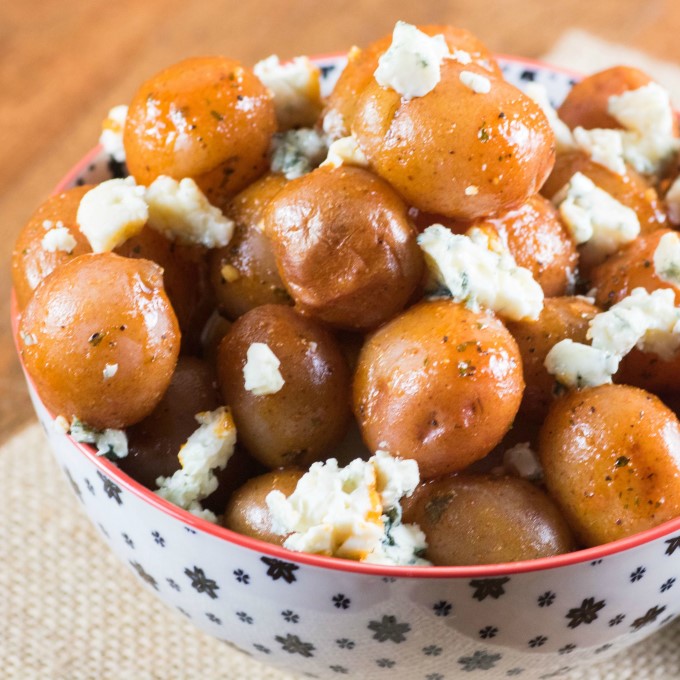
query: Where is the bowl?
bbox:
[13,54,680,680]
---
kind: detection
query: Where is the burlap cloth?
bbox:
[4,31,680,680]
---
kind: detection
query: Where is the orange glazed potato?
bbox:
[19,253,180,429]
[223,468,305,545]
[457,195,578,297]
[12,185,92,309]
[354,299,524,479]
[209,173,291,320]
[353,62,555,221]
[506,296,600,422]
[217,305,351,468]
[124,57,277,209]
[265,166,423,331]
[403,474,574,565]
[540,384,680,546]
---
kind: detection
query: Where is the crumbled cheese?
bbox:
[77,177,148,252]
[20,332,37,346]
[502,442,543,482]
[654,232,680,287]
[266,451,429,565]
[156,407,237,520]
[553,172,640,256]
[374,21,450,99]
[54,415,70,434]
[68,417,129,459]
[446,49,472,66]
[41,226,77,254]
[320,135,369,169]
[523,82,575,153]
[99,104,128,163]
[544,339,619,388]
[102,363,118,380]
[270,128,328,179]
[417,225,544,321]
[572,127,627,175]
[459,70,491,94]
[42,219,53,230]
[145,176,234,248]
[243,343,285,396]
[464,185,479,196]
[253,55,322,130]
[667,175,680,225]
[321,109,346,143]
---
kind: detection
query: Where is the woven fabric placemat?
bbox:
[1,423,680,679]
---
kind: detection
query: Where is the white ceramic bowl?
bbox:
[13,55,680,680]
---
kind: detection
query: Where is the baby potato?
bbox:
[403,474,574,565]
[322,25,500,140]
[12,185,93,309]
[506,296,600,422]
[222,468,305,544]
[124,56,277,209]
[265,166,423,331]
[352,63,555,221]
[217,304,351,468]
[20,253,180,429]
[540,384,680,546]
[209,173,291,320]
[354,299,524,479]
[459,195,578,297]
[590,229,680,309]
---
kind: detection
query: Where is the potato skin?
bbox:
[19,253,180,429]
[209,173,291,320]
[539,384,680,546]
[223,468,305,545]
[403,474,574,565]
[506,297,600,422]
[352,63,555,221]
[353,299,524,479]
[12,185,93,309]
[217,305,351,468]
[265,166,423,331]
[124,57,276,208]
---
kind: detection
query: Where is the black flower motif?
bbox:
[376,658,395,668]
[97,471,122,504]
[329,666,348,674]
[470,577,510,601]
[107,156,128,179]
[261,556,299,583]
[591,559,603,566]
[506,670,525,677]
[538,591,556,607]
[184,566,219,599]
[433,600,452,617]
[206,613,222,624]
[566,597,606,628]
[236,611,253,624]
[382,577,397,583]
[85,478,95,495]
[282,609,300,623]
[253,643,270,654]
[122,533,134,549]
[422,644,442,656]
[152,531,165,547]
[664,535,680,555]
[558,643,576,655]
[234,569,250,584]
[336,638,355,650]
[595,643,613,654]
[529,635,547,648]
[184,526,197,534]
[479,626,498,639]
[368,615,411,643]
[608,614,625,627]
[631,605,667,631]
[661,577,676,593]
[129,561,158,590]
[333,594,351,610]
[276,633,315,657]
[458,650,502,672]
[320,64,336,78]
[166,578,180,591]
[64,468,82,500]
[629,566,646,582]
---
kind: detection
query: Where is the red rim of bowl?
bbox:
[14,53,680,579]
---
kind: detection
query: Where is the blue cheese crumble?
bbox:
[321,135,369,169]
[654,231,680,287]
[417,225,544,321]
[270,128,328,179]
[99,105,128,163]
[41,226,77,254]
[64,417,129,460]
[523,83,574,153]
[459,70,491,94]
[243,342,285,396]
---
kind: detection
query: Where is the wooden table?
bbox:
[2,0,680,443]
